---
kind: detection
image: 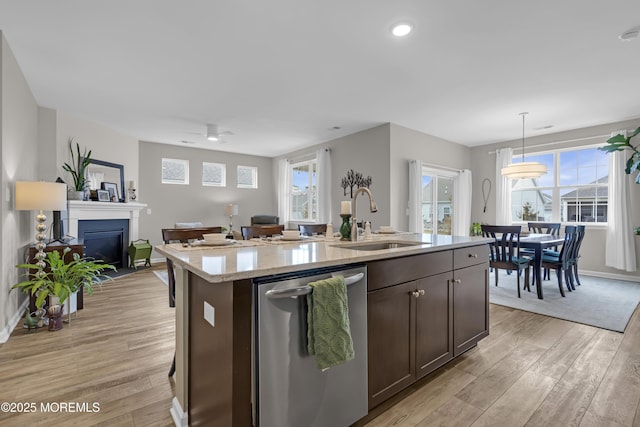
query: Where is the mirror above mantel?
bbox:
[84,158,125,202]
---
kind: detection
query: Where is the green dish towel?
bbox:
[306,276,355,370]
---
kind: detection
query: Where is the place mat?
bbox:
[165,240,265,251]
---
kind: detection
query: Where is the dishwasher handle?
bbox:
[265,272,365,299]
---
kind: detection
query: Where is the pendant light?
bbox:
[501,112,547,179]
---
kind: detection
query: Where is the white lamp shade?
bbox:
[15,181,67,211]
[501,162,547,179]
[224,204,238,216]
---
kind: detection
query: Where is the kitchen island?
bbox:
[155,233,491,426]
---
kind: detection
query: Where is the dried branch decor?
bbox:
[340,169,372,198]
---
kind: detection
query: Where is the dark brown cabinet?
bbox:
[366,244,488,410]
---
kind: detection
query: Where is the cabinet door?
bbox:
[415,273,453,379]
[367,281,416,409]
[453,262,489,356]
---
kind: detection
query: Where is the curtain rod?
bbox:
[487,132,622,155]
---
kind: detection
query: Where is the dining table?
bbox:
[519,233,565,299]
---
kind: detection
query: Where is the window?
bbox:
[162,158,189,185]
[202,162,226,187]
[289,158,317,221]
[237,165,258,189]
[421,167,456,235]
[510,146,609,223]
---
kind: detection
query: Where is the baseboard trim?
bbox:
[170,397,187,427]
[581,270,640,282]
[0,300,29,343]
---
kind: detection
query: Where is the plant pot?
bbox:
[67,190,85,201]
[47,304,64,331]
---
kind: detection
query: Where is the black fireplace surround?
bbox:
[77,219,129,269]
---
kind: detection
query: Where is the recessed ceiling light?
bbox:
[391,23,412,37]
[619,29,639,41]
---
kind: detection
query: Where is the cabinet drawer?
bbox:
[368,251,452,291]
[453,245,489,270]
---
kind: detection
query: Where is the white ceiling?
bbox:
[1,1,639,157]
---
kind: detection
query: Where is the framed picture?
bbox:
[101,182,118,202]
[97,189,111,202]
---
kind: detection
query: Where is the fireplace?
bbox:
[78,219,129,268]
[64,200,146,268]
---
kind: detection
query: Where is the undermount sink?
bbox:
[334,240,427,251]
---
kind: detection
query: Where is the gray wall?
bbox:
[139,141,275,248]
[0,32,40,341]
[274,124,391,231]
[470,118,640,281]
[389,123,471,232]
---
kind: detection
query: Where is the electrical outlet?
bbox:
[146,208,152,215]
[204,301,215,327]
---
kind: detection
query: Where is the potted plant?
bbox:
[599,126,640,183]
[12,247,115,331]
[62,137,92,200]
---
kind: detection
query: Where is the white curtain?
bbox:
[495,148,513,225]
[408,160,423,233]
[277,158,291,227]
[605,131,636,271]
[316,148,332,224]
[453,169,472,236]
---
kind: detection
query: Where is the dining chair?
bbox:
[161,226,222,376]
[241,225,285,240]
[567,225,586,289]
[526,222,561,280]
[250,215,280,226]
[298,224,327,236]
[540,225,579,297]
[481,225,531,298]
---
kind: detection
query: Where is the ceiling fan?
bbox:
[206,124,234,142]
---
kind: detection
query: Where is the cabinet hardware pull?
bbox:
[453,279,461,284]
[468,253,478,258]
[410,290,421,298]
[419,289,425,296]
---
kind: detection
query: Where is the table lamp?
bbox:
[16,181,67,275]
[224,204,238,236]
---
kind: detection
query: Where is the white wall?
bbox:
[470,118,640,281]
[0,32,40,341]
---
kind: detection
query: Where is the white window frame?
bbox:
[237,165,258,189]
[289,158,317,222]
[162,158,189,185]
[510,144,609,226]
[421,166,458,235]
[202,162,226,187]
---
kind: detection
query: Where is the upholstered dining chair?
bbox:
[540,225,580,297]
[241,225,285,240]
[161,226,222,376]
[526,222,561,279]
[481,225,531,298]
[250,215,280,226]
[298,224,327,236]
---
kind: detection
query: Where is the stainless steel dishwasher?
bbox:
[253,264,368,427]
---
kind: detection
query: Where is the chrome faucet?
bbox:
[351,187,378,241]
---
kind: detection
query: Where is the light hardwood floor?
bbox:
[1,267,639,426]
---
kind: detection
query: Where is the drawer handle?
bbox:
[468,253,478,258]
[452,279,461,284]
[410,290,425,298]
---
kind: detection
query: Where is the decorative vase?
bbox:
[47,304,64,331]
[340,214,352,241]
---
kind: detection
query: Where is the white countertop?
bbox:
[154,233,491,283]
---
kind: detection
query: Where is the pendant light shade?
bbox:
[501,112,547,179]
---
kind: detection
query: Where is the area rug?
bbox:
[489,271,640,332]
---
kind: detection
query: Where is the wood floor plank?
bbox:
[526,328,623,427]
[414,396,482,427]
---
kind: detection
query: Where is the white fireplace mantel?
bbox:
[65,201,147,242]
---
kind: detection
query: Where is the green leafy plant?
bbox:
[12,248,115,309]
[62,137,92,191]
[599,126,640,183]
